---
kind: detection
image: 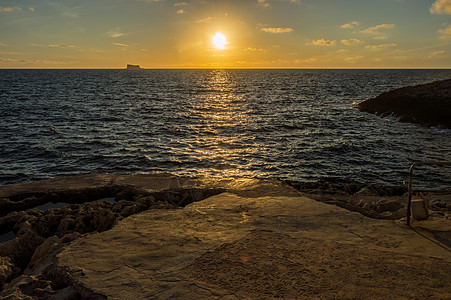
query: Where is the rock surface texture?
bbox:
[0,174,450,299]
[358,78,451,127]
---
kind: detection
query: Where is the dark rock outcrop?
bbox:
[358,79,451,127]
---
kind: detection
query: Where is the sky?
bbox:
[0,0,451,68]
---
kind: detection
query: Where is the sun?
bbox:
[212,32,227,50]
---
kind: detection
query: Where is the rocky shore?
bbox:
[358,78,451,127]
[0,174,450,299]
[0,174,224,298]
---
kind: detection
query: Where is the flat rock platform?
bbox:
[1,174,450,299]
[53,176,451,299]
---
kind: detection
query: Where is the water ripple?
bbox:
[0,69,450,189]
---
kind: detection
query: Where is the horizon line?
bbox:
[1,67,451,70]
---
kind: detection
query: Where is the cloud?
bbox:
[341,39,363,45]
[196,17,213,23]
[113,43,128,47]
[177,9,185,14]
[62,9,79,18]
[107,29,126,38]
[28,7,34,12]
[31,44,77,48]
[365,43,397,49]
[430,50,446,55]
[174,2,187,6]
[0,58,76,65]
[0,6,21,12]
[340,21,360,29]
[430,0,451,14]
[295,57,319,64]
[344,55,364,63]
[439,25,451,39]
[439,25,451,35]
[257,0,271,8]
[361,24,395,34]
[307,38,336,46]
[261,27,294,33]
[428,50,447,59]
[244,47,265,52]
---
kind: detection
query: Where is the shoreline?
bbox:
[1,173,450,298]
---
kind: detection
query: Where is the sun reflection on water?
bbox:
[180,70,264,178]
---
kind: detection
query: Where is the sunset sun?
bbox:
[212,32,227,50]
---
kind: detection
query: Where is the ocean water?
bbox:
[1,69,450,189]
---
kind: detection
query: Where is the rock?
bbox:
[375,199,403,213]
[12,228,46,270]
[73,204,117,234]
[0,287,35,299]
[27,236,60,272]
[48,286,79,300]
[0,211,28,234]
[355,186,374,196]
[120,205,140,217]
[0,256,20,286]
[1,274,53,298]
[390,208,406,220]
[358,79,451,127]
[56,214,76,235]
[136,195,156,207]
[411,199,429,221]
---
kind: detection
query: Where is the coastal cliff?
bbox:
[358,79,451,127]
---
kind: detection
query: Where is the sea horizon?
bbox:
[2,67,451,70]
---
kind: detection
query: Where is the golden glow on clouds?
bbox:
[341,39,363,45]
[0,6,21,12]
[308,38,336,46]
[0,0,450,68]
[340,21,360,29]
[365,43,397,50]
[430,0,451,14]
[438,25,451,39]
[261,27,294,33]
[360,24,395,35]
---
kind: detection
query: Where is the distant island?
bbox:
[358,78,451,128]
[126,64,142,69]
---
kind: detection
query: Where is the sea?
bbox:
[1,69,450,189]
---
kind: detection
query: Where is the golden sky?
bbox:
[1,0,451,68]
